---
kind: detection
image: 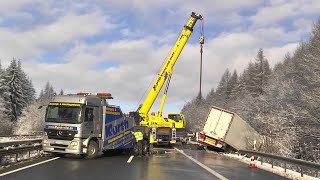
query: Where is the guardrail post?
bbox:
[300,167,303,177]
[284,163,286,172]
[14,153,18,162]
[271,161,273,168]
[261,157,263,165]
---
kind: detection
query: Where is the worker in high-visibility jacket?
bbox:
[133,130,143,156]
[149,133,154,153]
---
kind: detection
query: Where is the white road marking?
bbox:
[0,157,60,177]
[127,155,134,163]
[174,147,228,180]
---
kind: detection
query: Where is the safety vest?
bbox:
[134,131,143,142]
[149,133,154,143]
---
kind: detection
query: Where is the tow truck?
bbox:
[130,12,203,146]
[42,93,145,158]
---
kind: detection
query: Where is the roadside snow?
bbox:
[224,153,319,180]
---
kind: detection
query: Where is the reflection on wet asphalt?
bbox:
[0,147,287,180]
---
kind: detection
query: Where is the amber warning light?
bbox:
[96,93,113,99]
[77,92,91,96]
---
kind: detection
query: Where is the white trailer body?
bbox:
[198,106,263,151]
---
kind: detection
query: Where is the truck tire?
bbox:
[83,140,99,159]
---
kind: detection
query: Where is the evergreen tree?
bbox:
[59,89,64,95]
[0,96,12,135]
[39,81,55,103]
[250,48,272,96]
[228,70,239,99]
[0,61,12,134]
[214,69,231,108]
[3,59,25,121]
[17,60,35,104]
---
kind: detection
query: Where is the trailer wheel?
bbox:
[83,140,98,159]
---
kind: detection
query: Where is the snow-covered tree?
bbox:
[15,82,56,134]
[14,102,46,134]
[2,59,26,121]
[0,93,12,135]
[38,81,55,103]
[59,89,64,95]
[181,97,209,132]
[17,60,36,104]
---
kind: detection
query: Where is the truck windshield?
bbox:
[46,105,82,124]
[168,114,181,122]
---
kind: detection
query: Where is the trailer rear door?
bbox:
[203,107,233,140]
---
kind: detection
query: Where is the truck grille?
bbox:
[50,144,68,147]
[158,135,170,141]
[45,129,77,141]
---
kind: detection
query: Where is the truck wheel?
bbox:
[83,140,98,159]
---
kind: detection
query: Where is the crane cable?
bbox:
[199,18,204,45]
[198,19,204,98]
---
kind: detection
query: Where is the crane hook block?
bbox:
[199,35,204,44]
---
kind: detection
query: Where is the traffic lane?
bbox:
[1,152,218,180]
[0,156,54,174]
[1,153,130,180]
[179,149,287,180]
[130,152,218,180]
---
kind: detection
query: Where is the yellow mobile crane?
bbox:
[131,12,203,146]
[156,77,186,142]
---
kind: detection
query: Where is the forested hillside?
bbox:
[182,21,320,163]
[0,59,58,135]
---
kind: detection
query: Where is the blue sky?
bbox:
[0,0,319,114]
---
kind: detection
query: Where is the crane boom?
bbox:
[138,12,203,118]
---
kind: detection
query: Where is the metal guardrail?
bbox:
[0,131,44,137]
[0,144,42,156]
[239,150,320,177]
[0,139,43,165]
[0,139,42,148]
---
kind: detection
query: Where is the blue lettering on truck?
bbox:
[106,119,129,138]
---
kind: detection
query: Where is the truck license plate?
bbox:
[205,138,216,145]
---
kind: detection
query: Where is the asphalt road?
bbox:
[0,146,287,180]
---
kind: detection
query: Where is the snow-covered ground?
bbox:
[224,153,319,180]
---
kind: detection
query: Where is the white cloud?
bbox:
[264,43,298,67]
[250,0,320,28]
[0,0,317,113]
[0,0,37,12]
[0,11,115,63]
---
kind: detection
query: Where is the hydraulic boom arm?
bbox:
[138,12,203,119]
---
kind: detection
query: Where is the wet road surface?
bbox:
[0,146,287,180]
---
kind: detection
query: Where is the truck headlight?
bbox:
[70,141,78,146]
[43,139,48,144]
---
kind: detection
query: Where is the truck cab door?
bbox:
[93,107,102,136]
[83,107,94,136]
